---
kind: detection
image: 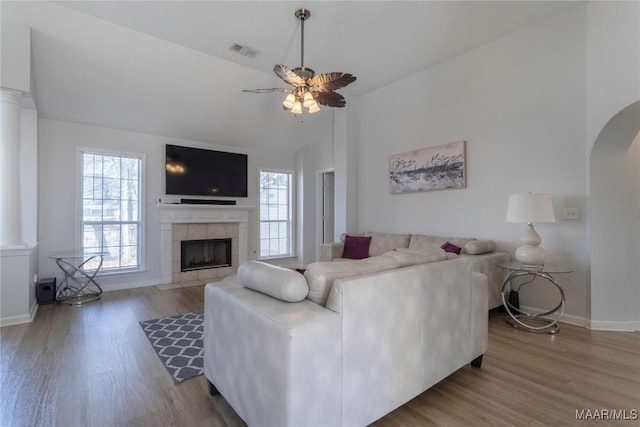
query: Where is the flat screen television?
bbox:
[165,144,248,197]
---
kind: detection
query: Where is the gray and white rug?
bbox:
[140,311,204,383]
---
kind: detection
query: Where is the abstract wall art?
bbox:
[389,141,466,194]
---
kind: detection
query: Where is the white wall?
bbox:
[296,123,334,264]
[356,6,589,322]
[586,1,640,149]
[38,119,295,290]
[0,20,30,93]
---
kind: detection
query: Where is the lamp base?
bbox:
[515,244,546,267]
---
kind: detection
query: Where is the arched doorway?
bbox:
[589,101,640,330]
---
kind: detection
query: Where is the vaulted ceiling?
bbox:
[3,1,580,153]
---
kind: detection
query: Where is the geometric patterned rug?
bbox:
[139,311,204,383]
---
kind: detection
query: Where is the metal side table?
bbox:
[497,261,571,334]
[49,251,107,305]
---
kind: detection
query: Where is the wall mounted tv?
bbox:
[165,144,248,197]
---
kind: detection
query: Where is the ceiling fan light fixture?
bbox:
[303,91,315,107]
[283,93,295,109]
[308,101,320,113]
[242,8,356,115]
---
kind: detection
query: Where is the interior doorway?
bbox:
[589,101,640,330]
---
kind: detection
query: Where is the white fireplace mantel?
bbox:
[157,204,254,284]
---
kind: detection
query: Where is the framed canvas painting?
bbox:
[389,141,466,194]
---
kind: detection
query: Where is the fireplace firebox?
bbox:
[181,238,232,272]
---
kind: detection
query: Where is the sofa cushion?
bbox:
[464,239,497,255]
[364,232,411,256]
[238,261,309,302]
[304,256,399,305]
[389,248,447,267]
[342,235,372,259]
[409,234,476,254]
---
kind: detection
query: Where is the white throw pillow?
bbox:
[238,261,309,302]
[464,240,497,255]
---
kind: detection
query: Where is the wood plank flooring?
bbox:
[1,285,638,427]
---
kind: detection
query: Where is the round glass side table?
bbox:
[49,251,107,305]
[497,261,572,334]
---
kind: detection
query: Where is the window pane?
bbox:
[121,245,138,268]
[120,200,139,222]
[103,157,120,179]
[102,249,120,270]
[83,177,94,199]
[83,199,103,222]
[278,205,288,220]
[83,224,103,248]
[268,205,278,220]
[121,179,138,201]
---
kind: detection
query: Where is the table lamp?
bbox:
[506,193,555,267]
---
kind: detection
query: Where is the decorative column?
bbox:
[0,88,25,247]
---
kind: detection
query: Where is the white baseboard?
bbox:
[101,279,161,293]
[589,319,640,332]
[2,280,163,326]
[0,302,38,327]
[519,305,639,331]
[519,305,590,329]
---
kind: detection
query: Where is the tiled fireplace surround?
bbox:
[172,223,237,283]
[158,204,251,285]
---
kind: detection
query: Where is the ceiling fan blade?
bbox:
[242,88,293,94]
[315,91,346,108]
[309,72,356,92]
[273,64,306,87]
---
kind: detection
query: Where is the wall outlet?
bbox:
[33,274,38,283]
[562,207,580,220]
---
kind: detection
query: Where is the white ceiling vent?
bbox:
[229,43,259,57]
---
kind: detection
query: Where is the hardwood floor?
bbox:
[1,285,638,427]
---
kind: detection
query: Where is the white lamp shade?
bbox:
[291,101,303,114]
[303,91,315,107]
[506,193,556,223]
[282,93,295,109]
[308,101,320,113]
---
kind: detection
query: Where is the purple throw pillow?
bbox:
[342,235,372,259]
[441,241,462,255]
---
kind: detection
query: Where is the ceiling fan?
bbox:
[243,8,356,115]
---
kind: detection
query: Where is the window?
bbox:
[259,170,293,258]
[80,150,143,273]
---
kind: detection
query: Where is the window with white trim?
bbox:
[80,150,143,273]
[259,169,293,258]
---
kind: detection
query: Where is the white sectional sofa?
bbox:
[204,251,490,426]
[321,231,509,309]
